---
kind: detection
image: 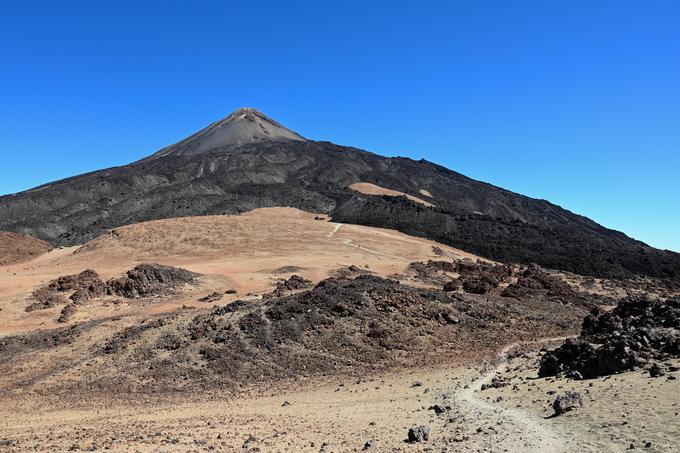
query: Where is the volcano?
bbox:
[147,107,305,159]
[1,108,678,280]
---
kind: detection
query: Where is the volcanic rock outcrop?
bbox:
[26,264,198,314]
[1,275,589,395]
[539,296,680,378]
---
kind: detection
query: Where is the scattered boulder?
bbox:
[553,391,583,415]
[408,260,457,285]
[649,362,667,378]
[264,275,313,298]
[566,370,584,380]
[411,259,513,294]
[539,338,640,379]
[481,375,509,390]
[439,311,460,324]
[458,261,512,294]
[199,292,223,303]
[242,435,257,449]
[428,404,451,415]
[443,280,461,292]
[462,278,493,295]
[362,440,377,450]
[407,425,430,443]
[272,265,303,275]
[278,275,312,291]
[334,265,373,279]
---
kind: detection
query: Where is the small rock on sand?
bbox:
[408,425,430,442]
[553,391,583,415]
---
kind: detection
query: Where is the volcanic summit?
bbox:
[148,107,306,159]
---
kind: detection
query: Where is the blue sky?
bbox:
[1,1,678,251]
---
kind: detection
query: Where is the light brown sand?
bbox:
[0,207,475,335]
[349,182,435,207]
[0,354,568,452]
[473,352,680,452]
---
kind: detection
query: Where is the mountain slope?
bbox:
[0,109,678,280]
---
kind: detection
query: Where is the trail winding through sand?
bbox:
[455,336,573,453]
[327,223,343,237]
[326,222,412,261]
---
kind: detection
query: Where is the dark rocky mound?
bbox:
[539,296,680,378]
[501,266,580,301]
[28,269,106,312]
[411,260,589,304]
[408,260,458,285]
[26,265,198,314]
[1,109,678,281]
[333,265,373,279]
[1,275,589,395]
[455,261,513,295]
[263,274,313,299]
[106,264,197,298]
[276,274,312,291]
[409,259,512,293]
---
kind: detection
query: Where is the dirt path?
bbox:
[2,336,609,452]
[325,222,413,261]
[454,336,573,452]
[339,238,411,262]
[326,222,343,237]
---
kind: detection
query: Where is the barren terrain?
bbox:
[0,207,475,336]
[1,208,678,452]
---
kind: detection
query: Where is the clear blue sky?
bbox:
[1,1,678,251]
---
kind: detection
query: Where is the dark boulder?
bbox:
[407,425,430,442]
[553,391,583,415]
[481,375,510,390]
[443,280,461,292]
[428,404,451,415]
[199,292,223,303]
[649,362,666,378]
[57,303,79,323]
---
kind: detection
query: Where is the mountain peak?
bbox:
[150,107,306,159]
